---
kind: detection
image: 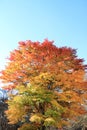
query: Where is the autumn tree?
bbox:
[1,39,87,130]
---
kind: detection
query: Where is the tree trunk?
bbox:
[41,125,46,130]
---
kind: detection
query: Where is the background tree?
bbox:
[1,39,87,130]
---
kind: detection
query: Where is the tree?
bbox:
[0,39,87,130]
[67,115,87,130]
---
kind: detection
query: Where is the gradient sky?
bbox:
[0,0,87,70]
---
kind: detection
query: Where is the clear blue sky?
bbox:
[0,0,87,70]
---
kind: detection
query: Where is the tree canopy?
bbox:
[1,39,87,130]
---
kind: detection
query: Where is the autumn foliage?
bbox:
[1,39,87,130]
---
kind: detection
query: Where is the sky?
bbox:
[0,0,87,70]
